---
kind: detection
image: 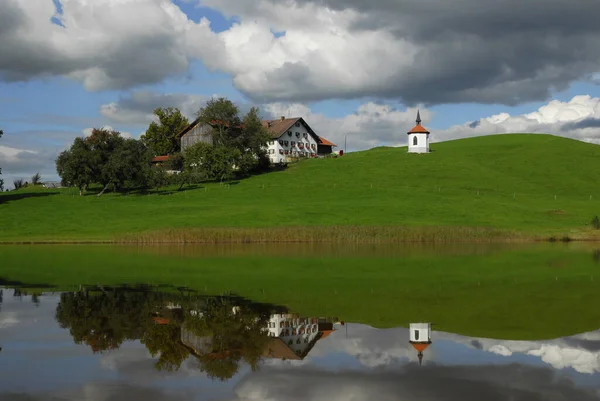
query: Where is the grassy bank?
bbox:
[2,134,600,243]
[1,243,599,340]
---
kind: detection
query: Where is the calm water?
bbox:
[1,283,600,400]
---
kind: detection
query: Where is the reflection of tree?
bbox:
[182,297,272,381]
[55,287,162,353]
[141,318,189,372]
[54,287,295,380]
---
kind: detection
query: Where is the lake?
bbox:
[1,243,600,400]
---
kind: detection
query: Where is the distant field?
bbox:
[2,134,600,242]
[1,243,599,340]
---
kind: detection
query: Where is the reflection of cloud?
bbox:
[446,330,600,374]
[0,311,18,328]
[0,382,194,401]
[229,364,600,401]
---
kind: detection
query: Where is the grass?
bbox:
[2,134,600,242]
[1,242,599,340]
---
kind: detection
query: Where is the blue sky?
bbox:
[1,0,600,187]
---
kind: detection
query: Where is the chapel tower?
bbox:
[407,110,430,153]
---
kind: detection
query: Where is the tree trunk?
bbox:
[97,184,110,197]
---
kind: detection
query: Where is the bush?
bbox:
[592,216,600,230]
[13,178,25,190]
[31,172,42,185]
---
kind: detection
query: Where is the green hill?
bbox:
[2,134,600,242]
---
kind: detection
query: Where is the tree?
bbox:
[236,107,271,174]
[141,108,189,156]
[57,129,151,196]
[0,129,3,191]
[31,172,41,185]
[184,142,239,182]
[101,138,152,194]
[196,98,241,147]
[56,137,95,195]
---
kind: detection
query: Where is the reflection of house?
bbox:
[173,116,336,163]
[264,313,337,359]
[168,311,337,361]
[409,322,432,365]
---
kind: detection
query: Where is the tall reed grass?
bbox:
[117,225,527,244]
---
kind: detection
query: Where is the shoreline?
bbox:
[0,225,596,245]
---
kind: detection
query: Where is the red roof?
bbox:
[410,342,431,352]
[408,124,430,134]
[152,155,169,162]
[318,136,337,147]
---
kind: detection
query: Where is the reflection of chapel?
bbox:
[409,322,432,365]
[407,111,430,153]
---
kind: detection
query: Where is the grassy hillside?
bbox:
[2,134,600,242]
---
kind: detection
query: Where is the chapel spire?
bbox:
[416,110,421,125]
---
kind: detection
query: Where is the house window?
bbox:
[304,337,309,343]
[415,330,420,341]
[296,338,301,344]
[284,141,289,146]
[291,141,295,146]
[269,149,275,154]
[295,122,300,127]
[288,339,293,346]
[269,140,275,145]
[287,131,292,136]
[413,136,418,146]
[296,132,300,137]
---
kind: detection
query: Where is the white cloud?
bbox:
[0,0,219,91]
[260,95,600,152]
[436,95,600,144]
[83,126,133,139]
[100,91,210,126]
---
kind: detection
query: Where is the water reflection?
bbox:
[1,285,600,401]
[54,285,340,380]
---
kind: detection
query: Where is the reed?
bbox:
[117,225,526,244]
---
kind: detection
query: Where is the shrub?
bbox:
[592,216,600,230]
[13,178,25,190]
[31,172,42,185]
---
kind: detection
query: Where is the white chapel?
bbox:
[407,111,430,153]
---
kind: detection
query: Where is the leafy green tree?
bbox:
[147,165,170,193]
[0,129,3,191]
[102,138,152,194]
[57,129,151,196]
[196,98,241,147]
[237,107,271,174]
[56,137,95,195]
[184,142,239,182]
[141,108,189,156]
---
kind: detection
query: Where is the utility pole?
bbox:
[344,134,347,153]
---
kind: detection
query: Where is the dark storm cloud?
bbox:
[229,364,600,401]
[561,118,600,131]
[236,0,600,106]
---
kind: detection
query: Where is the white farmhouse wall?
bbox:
[409,323,431,343]
[408,133,430,153]
[266,121,319,164]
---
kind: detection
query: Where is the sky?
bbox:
[1,0,600,187]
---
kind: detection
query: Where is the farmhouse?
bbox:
[175,116,336,163]
[262,116,337,163]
